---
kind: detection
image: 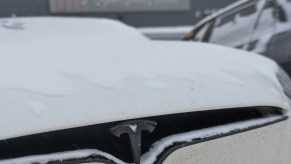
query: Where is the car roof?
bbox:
[0,17,288,141]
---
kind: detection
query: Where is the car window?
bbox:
[253,1,276,37]
[284,0,291,20]
[216,14,235,27]
[208,3,259,46]
[239,5,257,16]
[247,0,278,53]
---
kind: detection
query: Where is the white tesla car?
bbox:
[0,17,290,164]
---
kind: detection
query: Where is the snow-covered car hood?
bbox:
[0,17,148,44]
[0,18,289,141]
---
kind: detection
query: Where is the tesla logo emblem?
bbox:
[110,120,157,164]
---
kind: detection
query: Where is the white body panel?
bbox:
[164,119,291,164]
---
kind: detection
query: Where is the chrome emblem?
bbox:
[110,120,157,164]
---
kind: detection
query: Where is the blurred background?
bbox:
[0,0,238,27]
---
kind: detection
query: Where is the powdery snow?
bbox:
[0,17,289,142]
[26,101,47,117]
[0,37,280,96]
[144,80,171,90]
[0,17,148,44]
[0,149,127,164]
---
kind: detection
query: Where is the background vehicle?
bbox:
[0,17,290,164]
[184,0,291,74]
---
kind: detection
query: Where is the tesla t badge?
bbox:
[110,120,157,164]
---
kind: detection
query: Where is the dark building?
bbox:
[0,0,238,27]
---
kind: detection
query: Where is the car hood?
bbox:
[0,39,289,141]
[0,17,148,44]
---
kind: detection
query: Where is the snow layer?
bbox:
[0,149,126,164]
[0,35,281,95]
[0,17,289,141]
[26,101,47,117]
[0,17,148,44]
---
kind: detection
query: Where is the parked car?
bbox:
[0,17,290,164]
[184,0,291,74]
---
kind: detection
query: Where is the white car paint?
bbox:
[141,115,286,164]
[0,17,290,143]
[164,120,291,164]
